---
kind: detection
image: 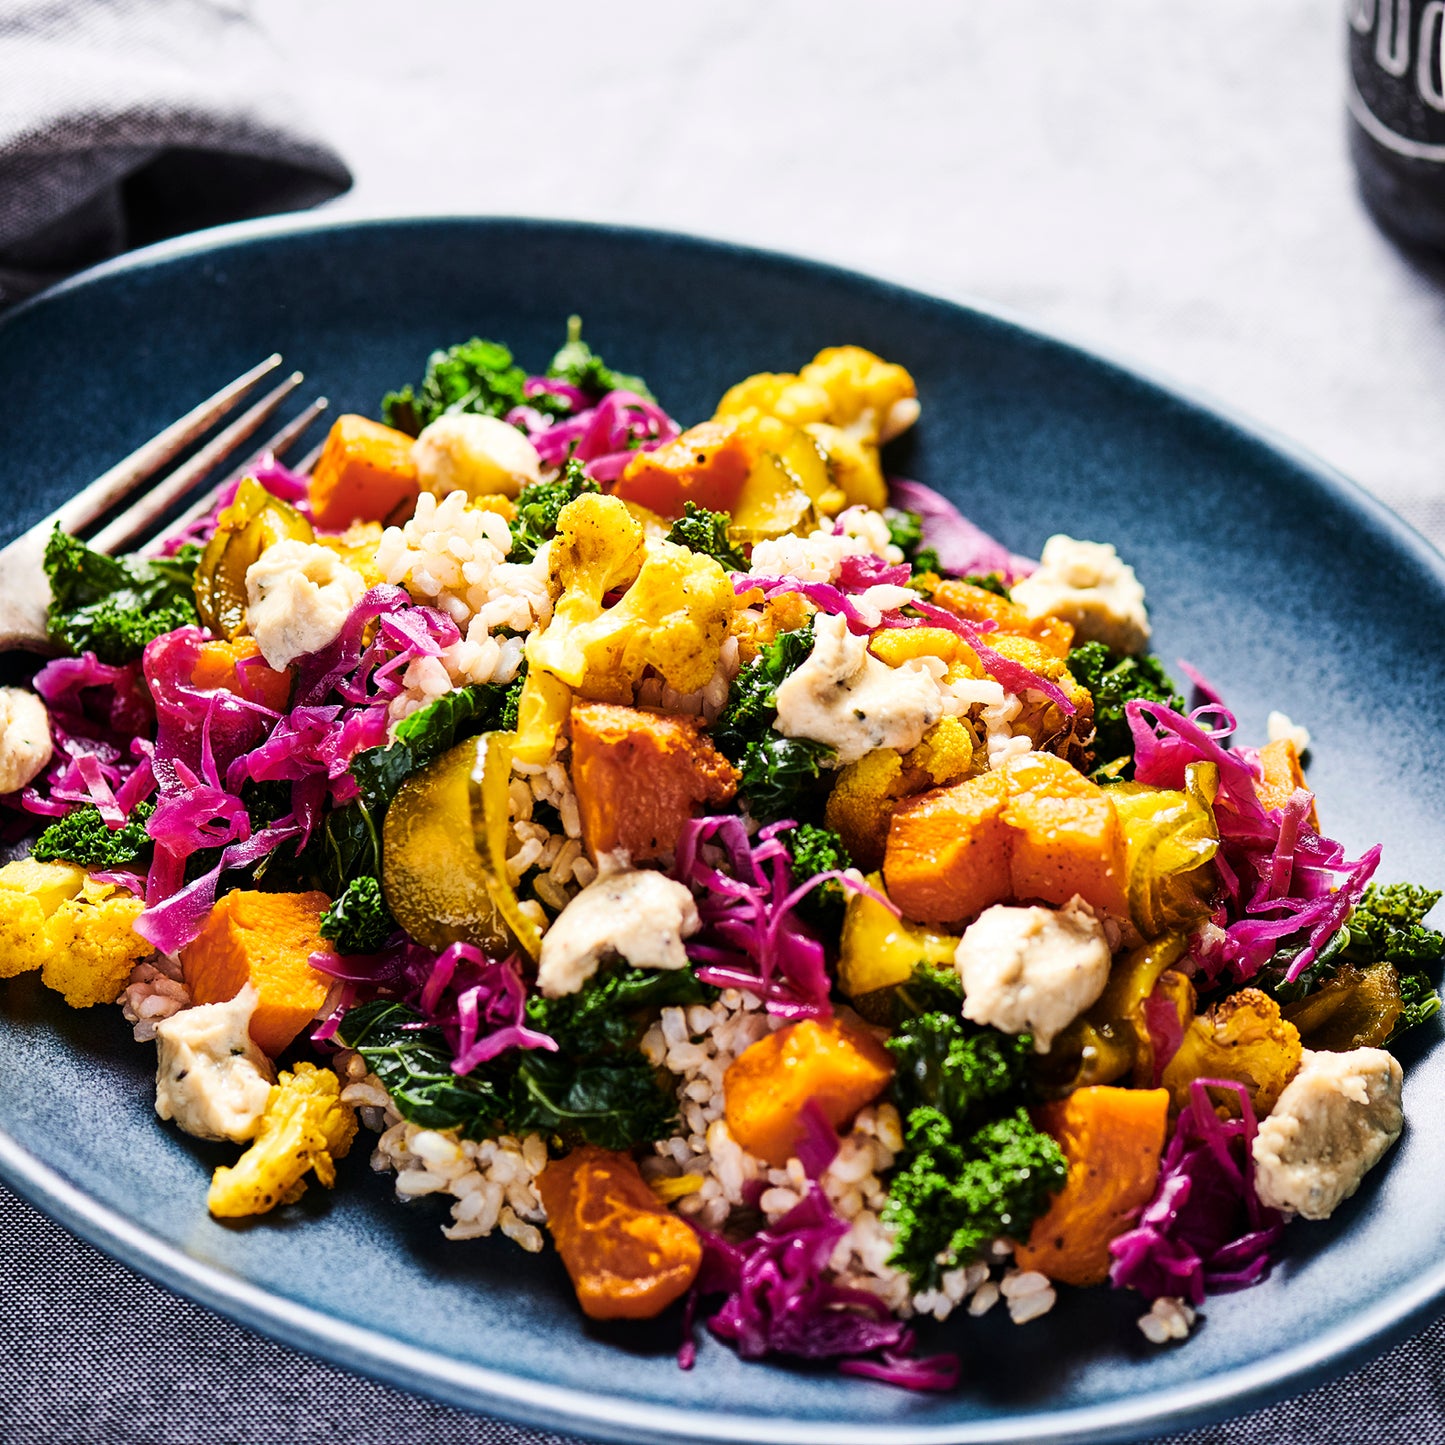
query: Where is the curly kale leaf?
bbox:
[319,875,396,956]
[665,502,746,572]
[1067,641,1184,774]
[1344,882,1445,1043]
[509,460,600,564]
[381,336,561,436]
[1343,883,1444,969]
[777,821,851,926]
[340,966,691,1151]
[350,680,514,819]
[713,621,834,823]
[960,572,1010,597]
[504,1050,678,1151]
[32,801,154,868]
[883,1104,1067,1288]
[883,1012,1061,1287]
[1257,883,1443,1045]
[525,961,708,1056]
[882,507,940,579]
[546,314,654,402]
[44,530,201,664]
[887,1011,1033,1121]
[337,1000,509,1138]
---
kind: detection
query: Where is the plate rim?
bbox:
[2,210,1444,1445]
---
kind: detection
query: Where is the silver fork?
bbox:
[0,356,329,654]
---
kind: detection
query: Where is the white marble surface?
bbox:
[259,0,1445,543]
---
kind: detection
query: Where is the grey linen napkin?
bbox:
[0,0,350,306]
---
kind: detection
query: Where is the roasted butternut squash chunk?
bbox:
[569,702,738,862]
[930,579,1075,659]
[1014,1085,1169,1286]
[724,1016,894,1166]
[610,418,753,519]
[191,636,292,712]
[1003,752,1128,918]
[181,890,333,1056]
[308,414,420,529]
[1255,737,1318,829]
[882,771,1012,927]
[536,1145,702,1320]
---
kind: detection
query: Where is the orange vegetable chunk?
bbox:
[1002,752,1128,917]
[308,414,420,529]
[1014,1085,1169,1286]
[570,702,738,862]
[930,579,1075,659]
[724,1016,894,1167]
[882,771,1012,927]
[610,418,753,519]
[535,1145,702,1320]
[191,637,292,712]
[1255,737,1318,829]
[181,890,333,1057]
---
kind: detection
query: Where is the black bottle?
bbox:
[1347,0,1445,250]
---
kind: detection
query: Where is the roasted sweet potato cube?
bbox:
[570,702,738,862]
[724,1016,894,1167]
[883,771,1012,927]
[610,418,753,519]
[1002,754,1127,917]
[191,637,292,712]
[181,891,333,1057]
[1014,1086,1169,1286]
[536,1145,702,1320]
[1255,737,1318,829]
[308,414,420,529]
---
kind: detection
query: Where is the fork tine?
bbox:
[293,438,327,476]
[139,395,329,554]
[89,371,304,554]
[47,355,283,536]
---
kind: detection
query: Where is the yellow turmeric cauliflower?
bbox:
[824,718,977,869]
[715,346,919,511]
[207,1062,357,1218]
[0,859,152,1006]
[529,493,734,702]
[1161,987,1303,1119]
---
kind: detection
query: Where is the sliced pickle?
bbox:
[195,477,314,638]
[1283,961,1402,1051]
[469,731,544,960]
[381,736,509,954]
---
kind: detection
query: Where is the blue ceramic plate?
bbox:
[0,217,1442,1445]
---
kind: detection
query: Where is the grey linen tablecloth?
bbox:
[5,1,1445,1442]
[0,0,349,305]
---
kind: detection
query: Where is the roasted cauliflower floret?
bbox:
[714,346,918,512]
[1161,987,1303,1118]
[798,345,920,444]
[207,1062,357,1218]
[0,859,85,979]
[528,493,733,702]
[823,718,977,871]
[42,880,154,1007]
[0,859,152,1005]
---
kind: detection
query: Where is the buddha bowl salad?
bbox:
[2,324,1441,1387]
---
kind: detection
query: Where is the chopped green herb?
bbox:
[44,530,201,665]
[665,502,746,572]
[32,801,154,868]
[509,460,600,564]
